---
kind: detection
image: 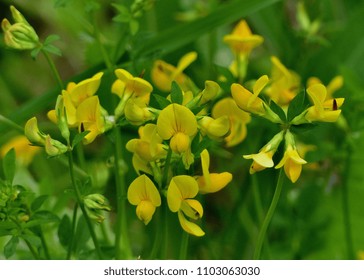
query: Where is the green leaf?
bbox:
[170,81,183,104]
[0,221,18,231]
[30,47,41,60]
[43,44,62,57]
[58,214,72,247]
[112,4,132,23]
[72,131,90,148]
[134,0,281,57]
[3,148,16,184]
[4,236,19,259]
[151,94,171,110]
[31,195,49,212]
[22,234,42,248]
[44,34,60,45]
[24,211,60,228]
[287,90,308,122]
[269,100,287,122]
[129,19,139,35]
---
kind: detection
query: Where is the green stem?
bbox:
[179,231,189,260]
[0,115,24,133]
[41,49,64,90]
[253,168,285,260]
[38,226,51,260]
[114,127,132,259]
[162,148,173,190]
[68,151,103,259]
[252,175,264,224]
[67,203,78,260]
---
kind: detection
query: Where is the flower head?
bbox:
[305,84,344,123]
[127,174,161,225]
[196,149,232,194]
[265,56,300,106]
[76,96,105,144]
[243,131,284,174]
[223,20,264,56]
[275,131,307,183]
[167,175,205,236]
[151,52,197,92]
[212,97,251,147]
[157,103,197,168]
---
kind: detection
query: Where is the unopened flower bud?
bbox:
[24,117,45,145]
[44,135,68,156]
[1,6,39,50]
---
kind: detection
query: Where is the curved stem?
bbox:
[68,151,103,259]
[253,168,285,260]
[114,127,132,259]
[41,49,64,90]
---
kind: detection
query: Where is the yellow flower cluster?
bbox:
[223,20,345,183]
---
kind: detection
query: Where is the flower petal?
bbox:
[178,211,205,237]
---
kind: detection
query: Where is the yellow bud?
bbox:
[24,117,45,145]
[44,135,68,156]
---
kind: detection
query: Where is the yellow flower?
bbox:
[124,98,153,126]
[0,135,40,166]
[76,96,105,144]
[231,75,268,115]
[231,75,281,123]
[307,75,343,100]
[111,69,152,118]
[151,52,197,92]
[243,131,284,174]
[48,72,104,127]
[196,149,232,194]
[304,84,344,123]
[212,97,251,147]
[126,123,167,163]
[157,103,197,155]
[1,6,39,50]
[275,131,307,183]
[223,20,264,56]
[198,116,230,141]
[127,174,161,225]
[265,56,300,106]
[167,175,205,236]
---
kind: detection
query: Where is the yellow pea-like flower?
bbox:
[127,174,161,225]
[151,52,197,92]
[76,96,105,144]
[196,149,232,194]
[275,132,307,183]
[167,175,205,237]
[223,20,264,56]
[157,103,197,154]
[212,97,251,147]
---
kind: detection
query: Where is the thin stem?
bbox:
[162,148,173,190]
[67,203,78,260]
[68,151,103,259]
[0,115,24,133]
[252,175,264,224]
[114,127,132,259]
[253,168,285,260]
[38,226,51,260]
[178,231,189,260]
[41,49,64,90]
